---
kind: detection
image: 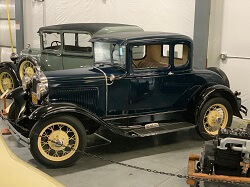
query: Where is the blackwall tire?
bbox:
[30,115,87,168]
[196,97,233,140]
[207,67,230,88]
[17,56,37,80]
[0,68,18,94]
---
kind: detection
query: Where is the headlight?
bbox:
[22,75,32,90]
[36,83,48,100]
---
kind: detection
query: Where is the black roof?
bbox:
[38,23,138,35]
[90,31,192,45]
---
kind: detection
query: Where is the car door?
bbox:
[169,41,196,110]
[128,44,175,115]
[40,31,64,71]
[62,32,94,69]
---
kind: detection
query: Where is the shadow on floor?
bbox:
[34,128,203,177]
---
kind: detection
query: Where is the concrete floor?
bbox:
[1,118,249,187]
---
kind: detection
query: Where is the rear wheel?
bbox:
[30,115,87,168]
[0,68,18,94]
[196,97,233,140]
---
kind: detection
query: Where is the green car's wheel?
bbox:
[18,56,37,80]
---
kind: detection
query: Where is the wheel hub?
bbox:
[25,67,34,78]
[207,110,221,126]
[2,78,12,89]
[0,72,14,93]
[48,130,69,151]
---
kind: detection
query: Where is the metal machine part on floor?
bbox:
[198,126,250,177]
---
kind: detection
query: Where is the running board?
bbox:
[125,122,195,137]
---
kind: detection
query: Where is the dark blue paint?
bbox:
[8,32,243,133]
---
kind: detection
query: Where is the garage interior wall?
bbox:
[0,0,16,61]
[208,0,250,118]
[23,0,196,48]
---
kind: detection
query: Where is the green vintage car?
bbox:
[0,23,143,93]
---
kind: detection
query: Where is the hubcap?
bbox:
[25,67,35,78]
[19,60,35,79]
[0,72,14,93]
[203,104,228,135]
[38,122,79,162]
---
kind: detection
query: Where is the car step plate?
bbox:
[127,122,195,137]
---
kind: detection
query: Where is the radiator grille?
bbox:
[55,88,98,112]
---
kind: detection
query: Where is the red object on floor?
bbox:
[1,128,11,135]
[3,96,7,115]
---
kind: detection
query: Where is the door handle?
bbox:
[168,71,174,76]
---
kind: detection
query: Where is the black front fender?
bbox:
[29,102,111,129]
[0,62,21,84]
[6,87,27,120]
[197,84,242,119]
[29,102,128,136]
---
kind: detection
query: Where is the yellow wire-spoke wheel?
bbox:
[37,122,79,162]
[0,71,14,93]
[203,104,229,135]
[19,60,35,79]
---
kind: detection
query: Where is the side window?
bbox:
[132,45,146,60]
[174,44,189,68]
[132,44,170,69]
[43,32,61,51]
[64,33,92,54]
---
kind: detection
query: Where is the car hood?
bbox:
[44,66,124,82]
[21,48,40,56]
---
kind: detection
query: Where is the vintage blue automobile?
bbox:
[2,31,247,168]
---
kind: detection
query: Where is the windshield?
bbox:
[42,32,61,51]
[94,42,126,68]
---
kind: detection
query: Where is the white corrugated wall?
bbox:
[24,0,196,48]
[208,0,250,118]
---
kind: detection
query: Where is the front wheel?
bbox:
[196,97,233,140]
[18,56,37,80]
[30,115,87,168]
[0,68,18,94]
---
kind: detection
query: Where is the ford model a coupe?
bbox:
[2,31,247,168]
[0,23,143,94]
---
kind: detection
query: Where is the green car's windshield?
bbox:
[94,42,126,69]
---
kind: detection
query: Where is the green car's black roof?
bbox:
[90,31,193,45]
[38,23,138,34]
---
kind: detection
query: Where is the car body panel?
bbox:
[0,135,64,187]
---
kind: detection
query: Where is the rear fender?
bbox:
[199,85,242,118]
[188,85,242,123]
[0,62,21,84]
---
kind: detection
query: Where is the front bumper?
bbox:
[1,114,30,148]
[236,93,248,116]
[240,105,248,116]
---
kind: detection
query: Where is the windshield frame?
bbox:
[93,41,127,70]
[40,30,62,54]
